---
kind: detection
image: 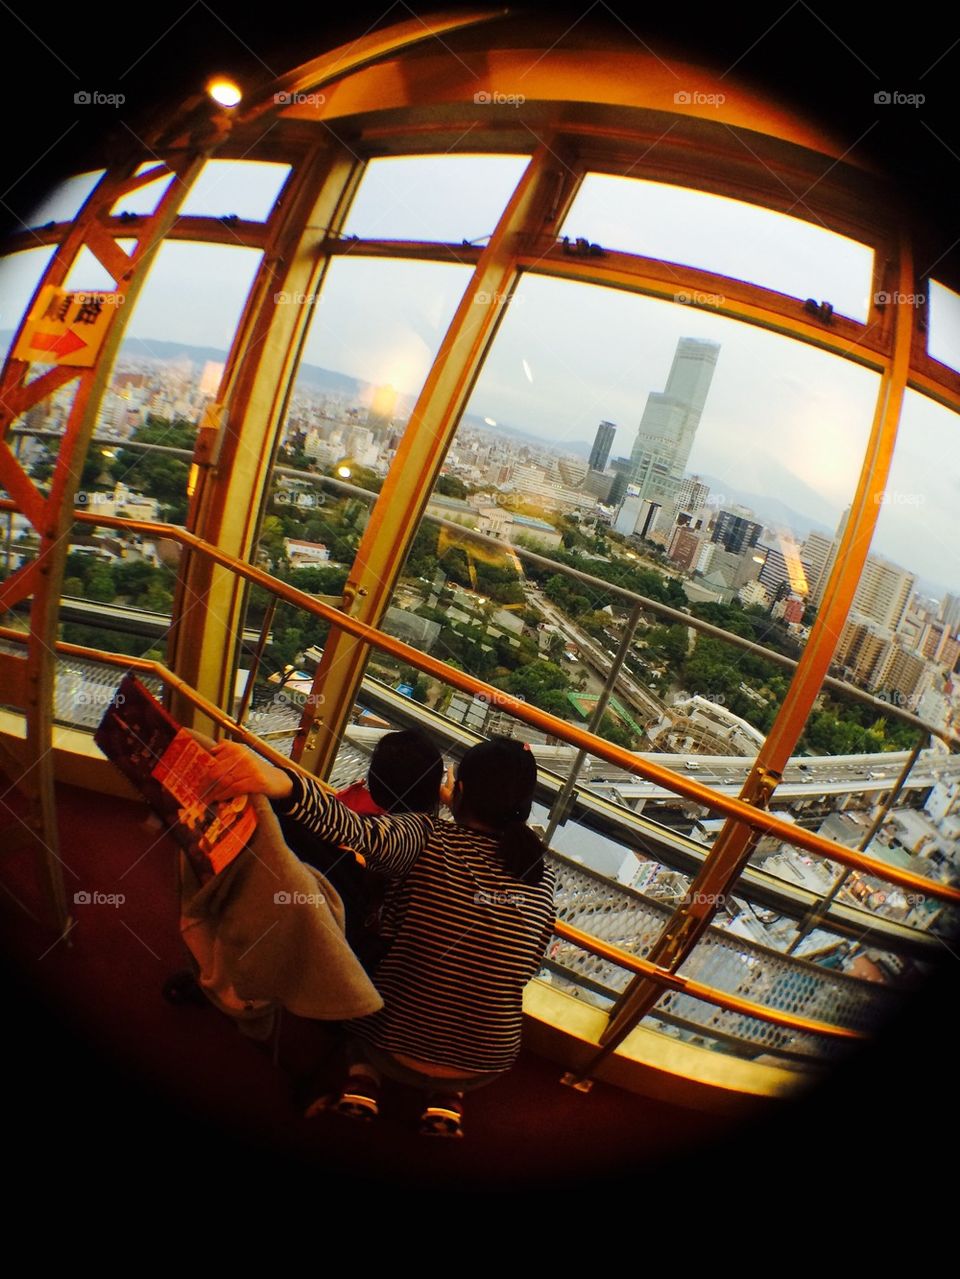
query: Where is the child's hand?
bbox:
[206,741,294,802]
[438,764,455,811]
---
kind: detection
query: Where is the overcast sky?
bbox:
[2,154,959,595]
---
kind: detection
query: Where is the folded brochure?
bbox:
[94,672,256,881]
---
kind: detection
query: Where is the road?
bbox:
[530,585,664,722]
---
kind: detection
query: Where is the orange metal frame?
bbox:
[1,13,957,1076]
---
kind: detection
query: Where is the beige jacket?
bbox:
[179,790,383,1022]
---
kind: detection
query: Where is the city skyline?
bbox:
[0,226,956,595]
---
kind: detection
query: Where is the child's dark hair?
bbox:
[368,729,443,814]
[456,735,544,885]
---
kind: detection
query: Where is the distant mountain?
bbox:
[117,337,373,402]
[113,336,233,368]
[289,360,371,402]
[459,414,592,458]
[696,472,837,542]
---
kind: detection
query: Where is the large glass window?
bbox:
[375,272,877,756]
[296,269,882,916]
[342,154,529,243]
[236,255,473,728]
[560,175,875,322]
[50,241,263,667]
[178,160,291,221]
[735,387,960,954]
[0,246,58,362]
[24,170,105,227]
[927,279,960,373]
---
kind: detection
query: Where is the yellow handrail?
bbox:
[2,626,869,1047]
[551,920,864,1042]
[37,509,960,907]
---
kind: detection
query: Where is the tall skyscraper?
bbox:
[629,338,720,504]
[800,529,835,599]
[589,421,616,472]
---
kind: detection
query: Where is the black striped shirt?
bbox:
[277,773,556,1073]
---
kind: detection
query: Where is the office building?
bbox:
[629,337,720,504]
[712,510,763,555]
[589,420,616,472]
[805,512,916,632]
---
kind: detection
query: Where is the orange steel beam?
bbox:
[599,238,918,1052]
[293,142,583,778]
[0,152,208,933]
[28,516,960,907]
[166,138,365,728]
[239,8,509,125]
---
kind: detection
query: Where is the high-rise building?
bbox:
[738,579,769,608]
[668,525,702,572]
[835,616,892,685]
[852,555,916,632]
[800,529,835,599]
[607,469,629,507]
[757,535,809,598]
[589,421,616,472]
[557,455,589,487]
[804,510,917,632]
[675,475,711,512]
[921,623,945,661]
[629,338,720,504]
[940,592,960,633]
[582,469,615,502]
[613,495,661,538]
[712,510,763,555]
[875,642,927,700]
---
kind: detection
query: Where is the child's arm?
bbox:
[207,742,430,878]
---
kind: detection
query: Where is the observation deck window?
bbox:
[341,154,530,244]
[927,279,960,374]
[24,170,105,227]
[178,160,292,221]
[559,175,875,323]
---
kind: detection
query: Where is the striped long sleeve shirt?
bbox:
[275,772,557,1073]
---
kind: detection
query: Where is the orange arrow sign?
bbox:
[29,329,89,358]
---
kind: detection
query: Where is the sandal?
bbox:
[305,1075,381,1121]
[419,1093,464,1138]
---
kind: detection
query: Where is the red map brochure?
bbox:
[94,673,256,881]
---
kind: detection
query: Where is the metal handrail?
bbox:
[4,507,958,907]
[0,632,334,794]
[7,444,953,746]
[551,919,863,1043]
[0,626,868,1047]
